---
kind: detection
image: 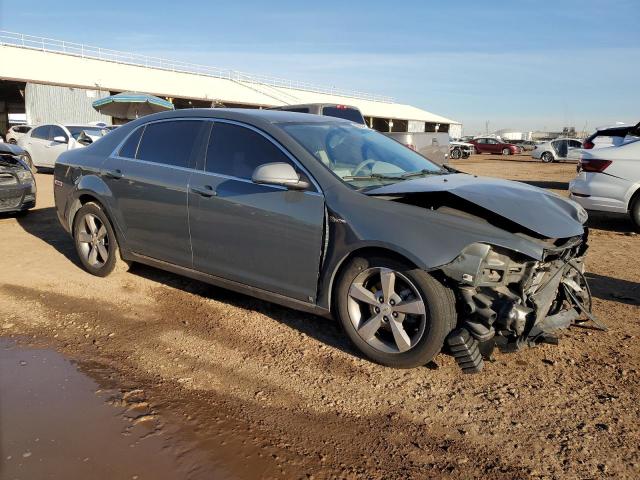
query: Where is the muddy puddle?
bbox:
[0,338,258,480]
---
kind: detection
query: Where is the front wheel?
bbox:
[630,196,640,232]
[502,148,511,155]
[73,202,130,277]
[541,152,554,163]
[335,256,456,368]
[450,148,462,160]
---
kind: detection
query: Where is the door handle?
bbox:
[190,185,217,197]
[104,169,123,179]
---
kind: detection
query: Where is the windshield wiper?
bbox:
[342,173,405,181]
[400,169,445,179]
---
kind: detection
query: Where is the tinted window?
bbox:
[137,120,205,168]
[205,122,293,179]
[280,107,309,113]
[16,126,31,133]
[119,127,144,158]
[31,125,50,140]
[321,106,365,124]
[50,125,68,141]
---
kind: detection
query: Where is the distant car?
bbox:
[582,122,639,150]
[569,139,640,231]
[449,138,474,159]
[17,124,108,170]
[532,138,583,163]
[5,125,33,144]
[511,140,537,151]
[269,103,366,125]
[0,143,36,215]
[469,137,521,155]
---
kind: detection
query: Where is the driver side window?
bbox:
[205,122,297,180]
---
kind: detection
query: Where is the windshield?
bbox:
[66,126,108,140]
[282,123,444,189]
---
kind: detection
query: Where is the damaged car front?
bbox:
[281,120,602,373]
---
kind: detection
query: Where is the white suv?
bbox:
[569,139,640,230]
[17,124,107,170]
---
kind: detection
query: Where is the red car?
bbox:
[470,137,522,155]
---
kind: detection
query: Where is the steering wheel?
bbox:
[352,159,377,177]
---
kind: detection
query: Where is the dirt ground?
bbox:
[1,154,638,479]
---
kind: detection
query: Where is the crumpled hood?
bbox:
[366,173,586,239]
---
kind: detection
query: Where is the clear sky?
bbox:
[1,0,638,134]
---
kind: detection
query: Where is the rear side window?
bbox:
[136,120,206,168]
[31,125,50,140]
[205,122,293,179]
[321,106,365,124]
[119,127,144,158]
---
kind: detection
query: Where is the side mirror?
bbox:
[252,162,310,190]
[52,136,68,144]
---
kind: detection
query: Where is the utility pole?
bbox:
[485,120,489,135]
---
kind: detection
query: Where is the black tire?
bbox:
[541,152,554,163]
[450,148,462,160]
[72,202,130,277]
[9,139,17,145]
[502,147,511,156]
[335,256,457,368]
[630,195,640,232]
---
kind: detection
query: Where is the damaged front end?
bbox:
[441,231,604,373]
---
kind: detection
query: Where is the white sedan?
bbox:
[17,124,107,170]
[532,138,583,163]
[569,139,640,230]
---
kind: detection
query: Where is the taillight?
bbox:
[583,140,594,149]
[336,105,347,109]
[580,159,612,172]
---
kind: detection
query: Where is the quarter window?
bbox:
[119,127,144,158]
[31,125,50,140]
[136,120,206,168]
[205,122,294,180]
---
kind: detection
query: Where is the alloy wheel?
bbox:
[347,267,427,354]
[542,152,554,163]
[76,213,110,268]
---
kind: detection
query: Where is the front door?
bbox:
[101,119,209,267]
[188,121,325,302]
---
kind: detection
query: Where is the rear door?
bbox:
[188,121,325,302]
[101,119,209,267]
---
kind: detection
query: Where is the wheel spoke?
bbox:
[389,319,412,352]
[358,313,384,340]
[77,231,92,243]
[394,299,425,315]
[380,269,396,300]
[97,244,108,262]
[88,245,98,265]
[85,215,98,234]
[349,283,379,306]
[96,225,107,241]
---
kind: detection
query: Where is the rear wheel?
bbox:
[541,152,554,163]
[335,256,456,368]
[630,195,640,232]
[73,202,130,277]
[9,139,17,145]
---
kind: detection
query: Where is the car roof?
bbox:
[133,108,353,126]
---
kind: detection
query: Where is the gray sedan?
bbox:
[54,109,595,373]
